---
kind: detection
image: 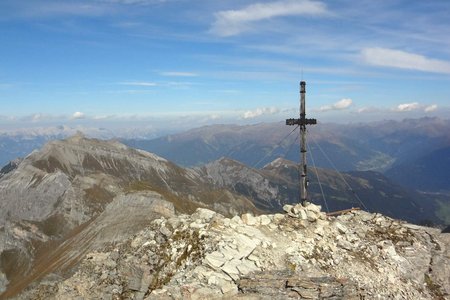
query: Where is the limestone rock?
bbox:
[10,203,450,300]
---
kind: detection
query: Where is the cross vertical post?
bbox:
[286,81,317,205]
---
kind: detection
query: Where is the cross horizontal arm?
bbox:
[286,118,317,126]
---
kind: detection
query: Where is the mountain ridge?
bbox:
[0,133,449,298]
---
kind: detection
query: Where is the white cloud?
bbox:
[211,0,328,37]
[394,102,420,112]
[361,47,450,74]
[318,98,353,112]
[160,71,198,77]
[119,81,157,87]
[0,115,16,121]
[92,114,117,120]
[72,112,86,119]
[243,107,280,119]
[424,104,438,112]
[19,113,64,122]
[357,107,379,113]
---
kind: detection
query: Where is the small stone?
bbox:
[221,259,241,281]
[208,275,219,286]
[241,213,259,226]
[205,251,227,269]
[334,222,348,234]
[314,226,325,237]
[221,246,241,260]
[273,213,285,222]
[189,222,206,229]
[190,287,221,300]
[292,204,304,215]
[159,226,172,237]
[283,204,294,213]
[236,260,259,275]
[338,239,353,251]
[192,208,216,222]
[299,210,308,220]
[306,210,318,222]
[259,215,271,226]
[234,234,257,257]
[220,282,238,295]
[231,215,243,224]
[305,203,322,213]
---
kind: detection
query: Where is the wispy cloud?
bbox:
[210,0,328,37]
[160,71,198,77]
[72,111,86,120]
[20,113,63,122]
[424,104,438,112]
[243,107,280,119]
[361,47,450,74]
[318,98,353,112]
[118,81,157,87]
[356,106,381,114]
[394,102,420,112]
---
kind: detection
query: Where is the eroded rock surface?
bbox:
[14,203,450,300]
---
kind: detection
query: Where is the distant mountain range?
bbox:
[123,117,450,190]
[0,125,161,167]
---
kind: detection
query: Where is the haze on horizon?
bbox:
[1,0,449,132]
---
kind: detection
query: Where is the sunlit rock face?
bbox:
[14,204,450,300]
[0,135,258,297]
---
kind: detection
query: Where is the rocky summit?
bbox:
[13,203,450,300]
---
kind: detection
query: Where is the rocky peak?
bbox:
[16,203,450,299]
[263,157,296,170]
[0,158,22,179]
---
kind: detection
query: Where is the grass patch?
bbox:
[424,274,445,300]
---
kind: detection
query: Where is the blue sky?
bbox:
[1,0,449,131]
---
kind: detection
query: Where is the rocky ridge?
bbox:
[16,203,450,299]
[0,135,258,297]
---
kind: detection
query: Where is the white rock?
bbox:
[334,222,348,234]
[221,246,242,260]
[231,215,243,224]
[241,213,259,226]
[292,204,304,215]
[259,215,271,226]
[234,234,257,258]
[221,259,240,281]
[316,219,330,227]
[205,251,227,269]
[306,210,318,222]
[236,259,259,275]
[273,213,285,223]
[338,239,354,251]
[299,210,308,220]
[220,282,238,295]
[305,203,322,213]
[283,204,294,213]
[192,208,216,222]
